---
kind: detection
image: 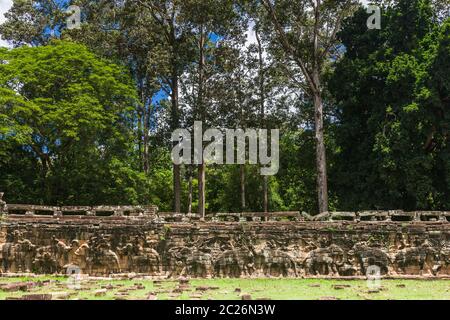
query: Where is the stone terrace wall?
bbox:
[1,214,449,278]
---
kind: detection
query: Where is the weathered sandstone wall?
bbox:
[1,214,449,278]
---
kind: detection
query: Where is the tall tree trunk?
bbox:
[138,82,149,174]
[312,2,328,213]
[137,106,143,171]
[198,163,205,217]
[168,16,181,212]
[237,72,246,212]
[143,103,150,175]
[262,0,330,213]
[197,25,206,218]
[40,154,51,204]
[173,163,181,213]
[172,77,181,212]
[263,176,268,213]
[240,164,246,211]
[187,166,193,214]
[256,27,268,214]
[42,157,49,204]
[313,89,328,213]
[31,144,51,204]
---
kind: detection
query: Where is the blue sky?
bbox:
[0,0,12,47]
[0,0,372,123]
[1,0,372,48]
[0,0,168,118]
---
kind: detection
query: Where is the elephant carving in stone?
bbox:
[187,250,214,278]
[351,242,392,275]
[435,242,450,275]
[1,242,15,272]
[394,241,440,276]
[74,243,121,275]
[52,237,72,272]
[33,246,58,274]
[131,247,161,275]
[304,244,345,276]
[15,239,36,273]
[1,231,35,273]
[254,248,297,277]
[166,246,191,277]
[214,248,254,278]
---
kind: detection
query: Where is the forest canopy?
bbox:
[0,0,448,213]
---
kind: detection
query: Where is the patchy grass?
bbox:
[0,276,449,300]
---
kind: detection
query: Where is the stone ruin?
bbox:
[0,196,449,278]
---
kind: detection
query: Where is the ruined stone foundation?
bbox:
[1,214,450,278]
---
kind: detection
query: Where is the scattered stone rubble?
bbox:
[0,194,449,278]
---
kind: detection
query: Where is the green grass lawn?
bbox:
[0,276,449,300]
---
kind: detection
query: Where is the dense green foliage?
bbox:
[0,0,448,212]
[329,0,450,210]
[0,41,151,205]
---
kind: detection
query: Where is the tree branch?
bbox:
[261,0,319,95]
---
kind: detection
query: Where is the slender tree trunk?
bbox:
[138,82,149,174]
[240,164,246,211]
[187,166,193,214]
[41,155,51,204]
[31,143,51,204]
[164,17,181,213]
[198,163,205,217]
[256,27,269,214]
[197,26,206,218]
[237,72,246,212]
[312,1,328,213]
[173,164,181,213]
[171,53,181,213]
[262,0,330,213]
[137,107,143,171]
[263,176,268,214]
[313,62,328,213]
[312,75,328,213]
[143,104,150,175]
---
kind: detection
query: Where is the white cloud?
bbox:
[0,0,13,48]
[245,21,257,47]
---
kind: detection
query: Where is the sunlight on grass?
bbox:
[0,276,449,300]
